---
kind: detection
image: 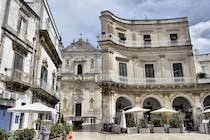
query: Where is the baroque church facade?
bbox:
[60,38,102,123]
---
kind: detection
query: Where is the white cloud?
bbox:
[190,20,210,54]
[190,20,210,37]
[48,0,210,53]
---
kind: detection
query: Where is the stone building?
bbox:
[0,0,39,131]
[194,52,210,78]
[0,0,62,131]
[60,38,102,124]
[97,11,210,131]
[27,0,63,125]
[27,0,62,107]
[194,53,210,110]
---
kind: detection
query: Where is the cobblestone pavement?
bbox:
[72,132,210,140]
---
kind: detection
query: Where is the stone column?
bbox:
[101,87,114,131]
[192,94,202,130]
[102,49,114,75]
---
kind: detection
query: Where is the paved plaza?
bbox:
[73,132,210,140]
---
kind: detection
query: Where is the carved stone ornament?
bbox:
[42,58,48,68]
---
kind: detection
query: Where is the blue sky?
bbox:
[48,0,210,54]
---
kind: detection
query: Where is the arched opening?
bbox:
[172,97,194,130]
[77,64,83,75]
[143,97,161,122]
[203,95,210,110]
[115,97,132,125]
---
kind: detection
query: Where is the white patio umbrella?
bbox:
[120,110,126,129]
[8,102,58,129]
[203,108,210,114]
[151,108,178,124]
[125,107,150,126]
[151,108,178,115]
[7,102,58,115]
[124,106,150,114]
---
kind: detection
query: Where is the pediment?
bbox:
[63,38,99,52]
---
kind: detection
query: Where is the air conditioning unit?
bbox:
[11,93,19,100]
[3,91,11,100]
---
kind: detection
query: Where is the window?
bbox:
[18,17,28,37]
[119,63,127,83]
[173,63,183,82]
[77,64,83,75]
[145,64,154,78]
[170,34,178,41]
[119,63,127,77]
[52,73,56,90]
[13,53,23,80]
[143,35,151,45]
[173,63,183,77]
[170,33,178,44]
[41,66,48,82]
[202,65,208,74]
[145,64,155,83]
[75,103,82,116]
[14,53,23,70]
[118,33,126,40]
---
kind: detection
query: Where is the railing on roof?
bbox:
[97,33,191,48]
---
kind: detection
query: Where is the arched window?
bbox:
[77,64,83,75]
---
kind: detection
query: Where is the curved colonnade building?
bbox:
[97,11,210,131]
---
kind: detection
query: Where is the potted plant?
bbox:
[13,128,36,140]
[0,129,10,140]
[152,118,165,133]
[127,117,138,134]
[138,119,150,133]
[169,117,180,133]
[50,124,65,140]
[197,72,207,78]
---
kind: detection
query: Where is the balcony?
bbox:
[97,33,191,48]
[33,79,60,101]
[62,73,98,81]
[96,74,196,86]
[0,68,32,91]
[40,21,62,68]
[197,77,210,84]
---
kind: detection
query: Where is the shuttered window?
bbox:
[145,64,155,78]
[173,63,183,77]
[119,63,127,77]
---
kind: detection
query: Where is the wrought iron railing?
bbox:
[33,79,60,100]
[96,74,197,85]
[2,68,32,85]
